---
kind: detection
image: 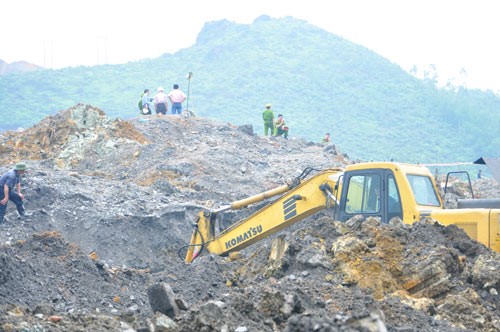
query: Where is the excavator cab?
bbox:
[336,169,403,223]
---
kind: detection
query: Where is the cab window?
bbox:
[345,174,381,214]
[407,174,440,206]
[388,175,402,219]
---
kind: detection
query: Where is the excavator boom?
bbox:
[185,168,341,263]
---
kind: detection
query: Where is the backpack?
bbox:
[138,92,144,112]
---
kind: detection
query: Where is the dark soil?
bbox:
[0,105,499,331]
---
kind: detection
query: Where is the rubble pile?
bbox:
[0,104,148,171]
[0,105,499,331]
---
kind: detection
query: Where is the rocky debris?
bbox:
[147,283,182,318]
[473,178,500,198]
[441,175,500,209]
[223,216,500,331]
[0,105,499,331]
[0,103,148,170]
[0,231,153,330]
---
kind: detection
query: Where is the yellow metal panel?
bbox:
[430,209,492,249]
[491,211,500,253]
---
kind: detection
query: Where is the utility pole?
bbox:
[186,72,193,111]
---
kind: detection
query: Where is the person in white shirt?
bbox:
[154,87,168,115]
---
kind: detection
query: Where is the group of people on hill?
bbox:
[263,103,331,143]
[139,84,186,115]
[262,104,290,139]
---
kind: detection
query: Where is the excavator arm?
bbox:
[185,168,342,263]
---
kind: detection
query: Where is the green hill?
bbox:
[1,15,499,163]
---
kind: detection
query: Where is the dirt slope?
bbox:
[0,105,499,331]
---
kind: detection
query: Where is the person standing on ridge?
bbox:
[0,162,28,224]
[262,103,275,137]
[141,89,152,115]
[167,84,187,115]
[154,87,168,115]
[321,133,331,144]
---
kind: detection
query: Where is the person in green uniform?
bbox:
[274,114,289,139]
[262,103,275,136]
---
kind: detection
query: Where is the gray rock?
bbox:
[152,312,178,332]
[197,301,224,326]
[238,124,254,136]
[147,283,180,318]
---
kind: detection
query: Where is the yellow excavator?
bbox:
[184,162,500,263]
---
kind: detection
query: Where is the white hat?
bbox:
[157,87,164,92]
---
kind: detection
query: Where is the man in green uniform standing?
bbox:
[262,103,275,137]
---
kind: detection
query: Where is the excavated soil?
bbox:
[0,104,499,332]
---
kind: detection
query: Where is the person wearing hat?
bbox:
[154,86,168,115]
[262,103,275,137]
[0,162,28,223]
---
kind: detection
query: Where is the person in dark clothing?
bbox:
[141,89,152,115]
[0,162,28,223]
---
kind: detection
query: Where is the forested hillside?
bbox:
[1,15,499,163]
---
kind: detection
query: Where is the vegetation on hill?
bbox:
[1,15,499,163]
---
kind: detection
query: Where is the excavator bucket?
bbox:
[184,184,293,263]
[184,210,216,263]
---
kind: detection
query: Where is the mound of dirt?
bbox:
[0,105,499,331]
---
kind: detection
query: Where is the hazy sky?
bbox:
[1,0,499,92]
